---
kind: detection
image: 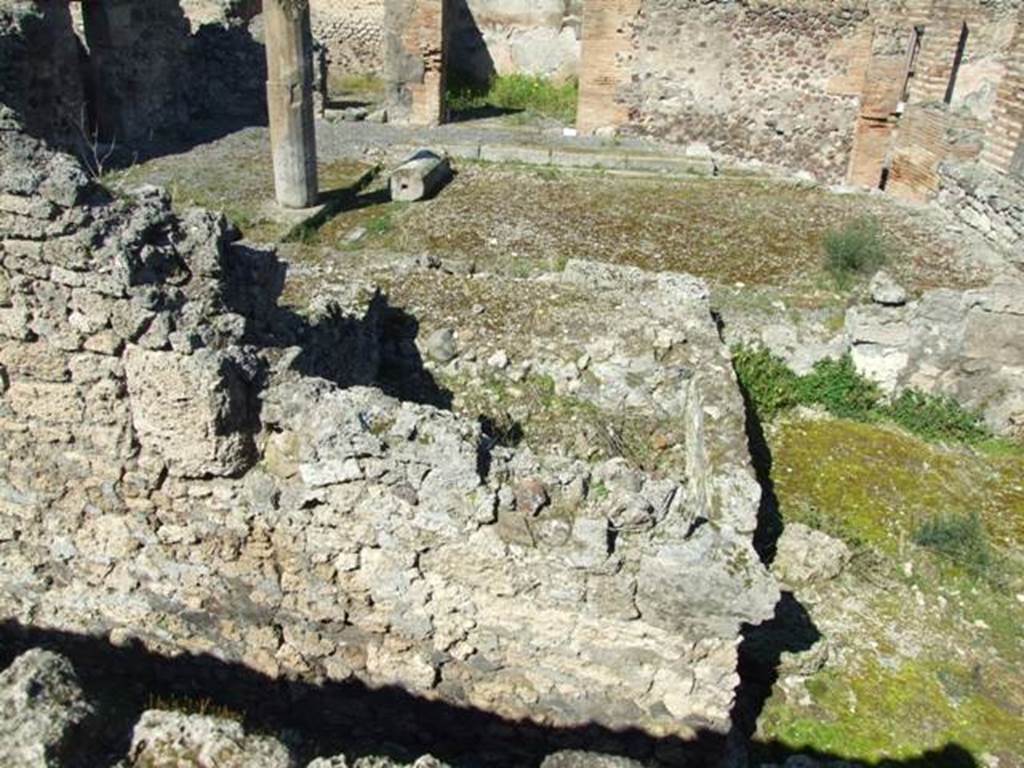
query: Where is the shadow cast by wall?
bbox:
[222,237,452,411]
[449,0,497,87]
[0,621,980,768]
[2,0,269,164]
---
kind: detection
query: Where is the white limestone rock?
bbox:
[772,523,852,587]
[0,650,93,768]
[123,345,256,478]
[127,710,294,768]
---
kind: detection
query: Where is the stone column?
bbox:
[264,0,318,209]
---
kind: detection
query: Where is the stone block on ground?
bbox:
[390,150,452,202]
[127,710,294,768]
[772,523,852,586]
[0,649,93,768]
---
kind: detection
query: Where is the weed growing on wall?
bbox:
[733,345,995,447]
[823,216,887,288]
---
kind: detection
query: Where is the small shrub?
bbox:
[732,344,998,447]
[797,356,882,420]
[823,217,887,288]
[887,390,989,445]
[733,345,801,422]
[914,511,992,578]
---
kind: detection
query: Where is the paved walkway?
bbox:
[314,117,719,176]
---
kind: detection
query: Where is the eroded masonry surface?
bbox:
[1,1,1024,768]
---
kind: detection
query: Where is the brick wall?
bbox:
[576,0,1023,188]
[981,10,1024,177]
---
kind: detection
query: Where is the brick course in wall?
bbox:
[981,9,1024,176]
[577,0,640,134]
[576,0,1024,191]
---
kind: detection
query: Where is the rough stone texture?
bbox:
[0,650,93,768]
[771,524,852,588]
[122,346,257,478]
[0,114,778,745]
[299,0,581,84]
[846,278,1024,437]
[1,0,266,150]
[540,751,646,768]
[578,0,1024,187]
[938,161,1024,262]
[311,0,387,76]
[869,270,908,306]
[127,710,294,768]
[81,0,193,144]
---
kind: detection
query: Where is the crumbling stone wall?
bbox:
[81,0,193,144]
[590,0,868,181]
[0,1,85,147]
[0,0,265,150]
[0,109,778,751]
[308,0,582,84]
[312,0,388,76]
[937,160,1024,256]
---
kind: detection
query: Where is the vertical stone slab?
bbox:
[384,0,449,126]
[577,0,641,135]
[264,0,319,209]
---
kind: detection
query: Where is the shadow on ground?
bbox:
[223,237,453,411]
[0,621,980,768]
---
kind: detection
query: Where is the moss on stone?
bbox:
[758,416,1024,765]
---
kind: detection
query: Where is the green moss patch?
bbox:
[759,416,1024,765]
[771,418,1024,554]
[757,657,1024,764]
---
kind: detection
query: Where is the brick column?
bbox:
[265,0,319,209]
[577,0,641,135]
[981,13,1024,177]
[384,0,449,126]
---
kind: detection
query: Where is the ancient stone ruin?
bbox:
[1,1,1023,767]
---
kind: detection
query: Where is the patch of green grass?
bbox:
[914,511,993,580]
[733,345,998,448]
[794,356,882,420]
[756,657,1024,764]
[329,72,385,99]
[447,73,579,124]
[887,390,990,445]
[824,215,887,289]
[732,345,802,421]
